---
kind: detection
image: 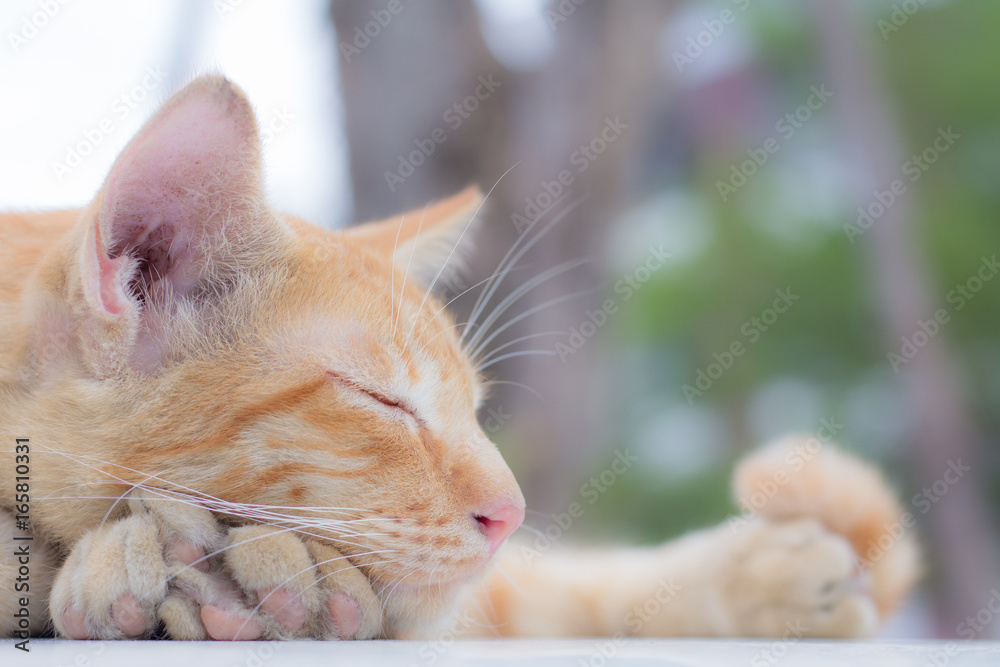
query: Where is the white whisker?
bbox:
[467,289,595,367]
[466,256,590,357]
[389,213,406,339]
[474,331,564,370]
[414,264,534,345]
[400,161,520,356]
[475,349,558,372]
[460,194,588,346]
[392,207,428,344]
[477,378,546,403]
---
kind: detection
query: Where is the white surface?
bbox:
[13,639,1000,667]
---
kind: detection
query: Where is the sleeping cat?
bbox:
[0,76,919,641]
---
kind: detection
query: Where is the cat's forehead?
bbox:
[278,232,483,407]
[269,316,481,438]
[288,316,479,403]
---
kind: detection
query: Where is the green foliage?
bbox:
[581,0,1000,541]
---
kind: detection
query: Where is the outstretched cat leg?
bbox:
[458,439,920,638]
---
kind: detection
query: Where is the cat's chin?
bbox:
[372,569,488,637]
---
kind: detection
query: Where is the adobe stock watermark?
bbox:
[481,405,511,434]
[46,641,106,667]
[554,245,670,363]
[859,458,970,570]
[877,0,931,41]
[407,610,477,667]
[579,578,682,667]
[8,0,72,53]
[918,587,1000,667]
[545,0,588,30]
[260,107,295,147]
[918,587,1000,666]
[517,449,638,564]
[51,66,168,181]
[682,288,799,403]
[670,0,753,73]
[887,254,998,372]
[213,0,249,19]
[16,324,72,387]
[716,84,833,201]
[750,620,809,667]
[232,640,284,667]
[338,0,415,63]
[843,126,960,243]
[957,588,1000,640]
[727,418,844,533]
[384,74,502,192]
[511,116,628,232]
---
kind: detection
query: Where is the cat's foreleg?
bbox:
[460,518,877,638]
[457,439,919,639]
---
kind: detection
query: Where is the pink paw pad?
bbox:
[112,595,148,637]
[327,592,361,639]
[259,587,306,633]
[200,605,264,641]
[167,540,209,572]
[61,606,89,639]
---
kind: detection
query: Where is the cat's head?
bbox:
[56,76,524,634]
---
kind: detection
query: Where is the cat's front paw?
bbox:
[50,495,221,640]
[217,525,382,640]
[50,494,383,640]
[723,519,878,638]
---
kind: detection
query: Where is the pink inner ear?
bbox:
[95,77,260,306]
[93,222,126,316]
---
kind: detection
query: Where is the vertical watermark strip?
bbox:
[12,438,32,652]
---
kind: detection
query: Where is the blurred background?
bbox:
[2,0,998,640]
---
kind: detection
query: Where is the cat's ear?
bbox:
[77,75,279,373]
[84,75,269,317]
[346,186,484,287]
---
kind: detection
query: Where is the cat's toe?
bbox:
[200,604,265,640]
[224,525,329,638]
[166,539,211,571]
[50,515,168,639]
[58,606,90,639]
[157,592,206,639]
[111,595,149,637]
[727,519,879,638]
[326,592,362,639]
[258,587,308,633]
[222,525,383,639]
[51,491,231,640]
[306,540,383,639]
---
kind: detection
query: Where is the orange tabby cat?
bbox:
[0,76,919,642]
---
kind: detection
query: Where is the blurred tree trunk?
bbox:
[330,0,502,220]
[812,1,1000,638]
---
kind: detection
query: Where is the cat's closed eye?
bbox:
[326,370,418,420]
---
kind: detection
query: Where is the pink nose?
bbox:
[474,504,525,556]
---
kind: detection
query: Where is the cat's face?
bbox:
[239,218,525,630]
[59,76,524,633]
